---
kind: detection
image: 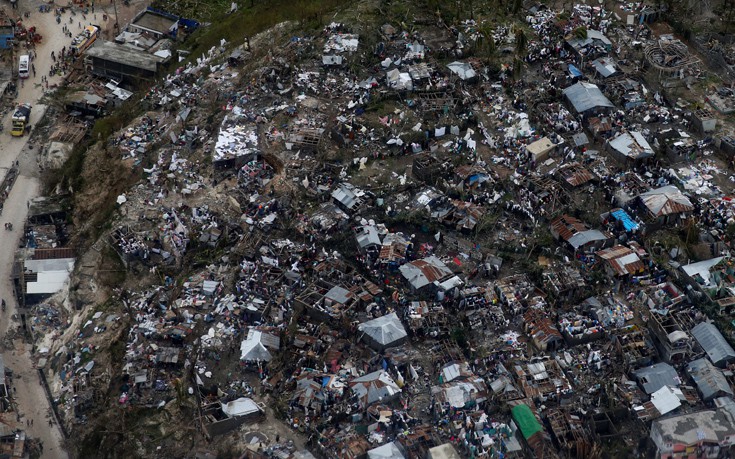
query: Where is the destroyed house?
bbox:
[611,325,656,370]
[637,185,694,224]
[214,119,260,169]
[523,309,563,351]
[565,29,612,60]
[543,265,586,301]
[556,162,595,188]
[586,296,634,329]
[399,256,460,294]
[687,358,733,402]
[606,131,655,163]
[647,308,694,364]
[317,430,370,459]
[639,282,686,311]
[412,155,447,185]
[681,257,735,300]
[395,425,441,459]
[403,301,448,336]
[378,232,411,266]
[431,377,488,412]
[85,41,164,82]
[596,245,645,277]
[558,309,605,345]
[547,409,595,458]
[496,274,547,316]
[453,164,492,190]
[514,359,572,401]
[297,283,358,324]
[691,322,735,368]
[349,370,401,408]
[550,215,610,252]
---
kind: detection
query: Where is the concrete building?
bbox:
[128,8,179,39]
[85,41,165,82]
[650,397,735,459]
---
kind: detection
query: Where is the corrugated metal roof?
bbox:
[358,312,408,347]
[691,322,735,366]
[608,131,654,160]
[32,247,75,260]
[568,230,609,250]
[550,215,588,242]
[639,185,694,217]
[649,385,682,416]
[368,442,406,459]
[591,57,618,77]
[325,285,355,304]
[687,358,733,401]
[596,245,644,276]
[399,255,453,289]
[558,162,595,187]
[562,82,614,113]
[634,362,679,394]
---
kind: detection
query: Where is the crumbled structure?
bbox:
[37,3,735,458]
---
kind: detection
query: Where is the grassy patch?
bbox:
[179,0,350,61]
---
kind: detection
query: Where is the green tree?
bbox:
[477,23,497,59]
[513,26,527,57]
[573,26,588,39]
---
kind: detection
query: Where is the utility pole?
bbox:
[112,0,120,32]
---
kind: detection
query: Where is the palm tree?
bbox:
[573,26,588,39]
[513,26,528,58]
[477,23,496,59]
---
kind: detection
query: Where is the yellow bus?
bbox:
[71,25,100,56]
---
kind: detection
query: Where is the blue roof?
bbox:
[611,208,639,231]
[568,64,583,78]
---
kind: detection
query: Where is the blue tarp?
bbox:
[611,208,639,231]
[568,64,583,78]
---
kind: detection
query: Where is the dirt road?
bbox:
[0,0,139,457]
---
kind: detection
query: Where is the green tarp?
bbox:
[511,404,542,439]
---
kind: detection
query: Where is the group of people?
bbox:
[3,222,12,230]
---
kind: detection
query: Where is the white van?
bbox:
[18,55,29,79]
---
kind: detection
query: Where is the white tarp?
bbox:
[222,397,261,417]
[447,61,476,80]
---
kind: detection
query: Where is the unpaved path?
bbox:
[0,0,146,457]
